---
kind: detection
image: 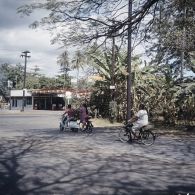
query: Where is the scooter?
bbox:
[59,114,80,132]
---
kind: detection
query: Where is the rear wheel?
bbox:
[140,130,155,146]
[85,122,93,134]
[59,123,64,132]
[119,128,130,142]
[71,128,78,132]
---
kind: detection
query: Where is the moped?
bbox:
[59,114,80,132]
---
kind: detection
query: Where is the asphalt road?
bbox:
[0,110,195,195]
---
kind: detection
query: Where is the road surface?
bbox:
[0,110,194,195]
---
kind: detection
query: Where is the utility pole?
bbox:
[20,50,31,112]
[110,32,116,100]
[7,80,13,110]
[180,6,186,82]
[127,0,132,121]
[109,32,116,123]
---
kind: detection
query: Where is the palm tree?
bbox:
[57,51,70,88]
[71,50,86,89]
[87,47,166,119]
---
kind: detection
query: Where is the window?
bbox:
[26,97,32,105]
[12,99,17,107]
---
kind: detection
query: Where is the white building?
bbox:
[10,89,33,110]
[10,88,92,110]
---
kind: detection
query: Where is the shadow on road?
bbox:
[0,134,195,195]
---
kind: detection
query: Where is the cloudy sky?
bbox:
[0,0,64,77]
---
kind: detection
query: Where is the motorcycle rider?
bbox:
[62,104,75,127]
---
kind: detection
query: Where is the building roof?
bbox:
[10,88,93,99]
[10,89,32,97]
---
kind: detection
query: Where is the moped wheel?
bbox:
[140,130,155,146]
[119,128,130,142]
[85,122,93,134]
[59,123,64,132]
[71,128,79,133]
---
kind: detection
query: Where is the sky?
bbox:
[0,0,64,77]
[1,0,193,80]
[0,0,146,79]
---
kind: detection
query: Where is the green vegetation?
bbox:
[86,46,194,127]
[1,0,194,128]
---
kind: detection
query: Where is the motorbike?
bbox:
[59,114,80,132]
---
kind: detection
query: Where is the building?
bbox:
[10,88,92,110]
[10,89,33,110]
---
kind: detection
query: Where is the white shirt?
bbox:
[135,109,148,126]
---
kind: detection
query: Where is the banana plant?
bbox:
[88,45,195,125]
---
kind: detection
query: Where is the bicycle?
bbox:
[118,123,156,146]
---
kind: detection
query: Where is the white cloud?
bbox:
[0,0,64,77]
[0,27,63,77]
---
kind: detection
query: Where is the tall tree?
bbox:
[71,50,86,89]
[57,51,71,88]
[31,65,41,77]
[17,0,160,47]
[144,0,195,79]
[0,63,24,89]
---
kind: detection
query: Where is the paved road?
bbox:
[0,110,195,195]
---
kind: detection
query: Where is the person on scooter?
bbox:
[62,104,75,127]
[79,103,88,130]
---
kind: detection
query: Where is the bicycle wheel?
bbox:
[85,122,93,134]
[140,130,155,146]
[59,123,64,132]
[119,128,130,142]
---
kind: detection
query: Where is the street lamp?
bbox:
[20,50,31,112]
